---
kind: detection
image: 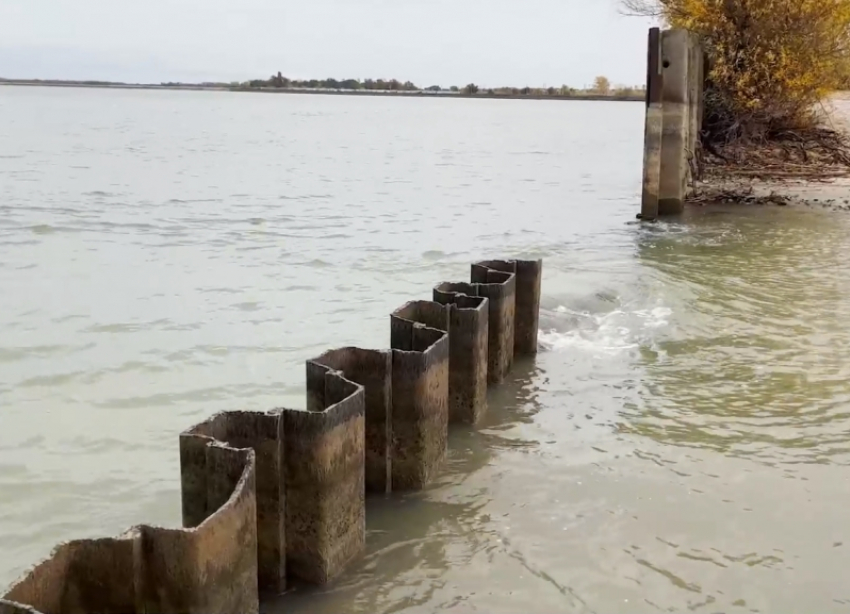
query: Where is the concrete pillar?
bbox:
[433,282,489,425]
[658,28,690,215]
[308,347,392,494]
[180,411,285,594]
[390,301,450,489]
[685,32,702,195]
[470,261,517,383]
[700,49,709,134]
[641,26,663,220]
[139,444,259,614]
[687,33,702,155]
[284,366,365,585]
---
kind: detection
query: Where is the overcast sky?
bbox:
[0,0,655,88]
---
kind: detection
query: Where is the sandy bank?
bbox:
[694,93,850,210]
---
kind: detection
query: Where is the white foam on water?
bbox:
[538,303,672,356]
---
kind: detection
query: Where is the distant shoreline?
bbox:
[0,79,644,103]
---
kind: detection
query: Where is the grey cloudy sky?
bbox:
[0,0,655,88]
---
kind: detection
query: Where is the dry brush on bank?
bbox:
[625,0,850,185]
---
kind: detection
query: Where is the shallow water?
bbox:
[2,86,850,613]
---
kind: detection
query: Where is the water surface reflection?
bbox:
[628,205,850,467]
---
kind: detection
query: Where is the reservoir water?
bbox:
[2,86,850,612]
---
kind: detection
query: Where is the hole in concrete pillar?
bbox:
[662,60,671,68]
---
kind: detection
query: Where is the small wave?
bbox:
[422,250,448,260]
[165,198,223,205]
[99,221,158,231]
[632,306,673,329]
[0,345,76,363]
[538,324,638,355]
[18,370,88,388]
[278,194,333,201]
[299,259,332,268]
[538,303,672,356]
[84,322,145,334]
[507,150,553,156]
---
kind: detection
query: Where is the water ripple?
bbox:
[3,88,850,613]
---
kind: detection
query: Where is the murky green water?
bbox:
[2,86,850,612]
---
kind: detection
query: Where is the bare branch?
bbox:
[618,0,664,17]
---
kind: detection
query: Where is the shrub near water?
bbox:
[626,0,850,176]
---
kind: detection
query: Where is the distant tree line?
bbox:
[457,76,643,98]
[240,72,645,98]
[248,73,420,91]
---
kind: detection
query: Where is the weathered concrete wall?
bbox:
[2,443,259,614]
[285,365,365,585]
[687,31,705,199]
[390,301,450,489]
[470,261,517,383]
[180,411,284,594]
[433,283,489,425]
[641,26,664,220]
[658,28,691,215]
[643,27,705,217]
[308,347,392,493]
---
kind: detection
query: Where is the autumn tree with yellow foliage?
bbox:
[624,0,850,174]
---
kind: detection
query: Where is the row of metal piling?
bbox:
[641,27,706,219]
[0,258,543,614]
